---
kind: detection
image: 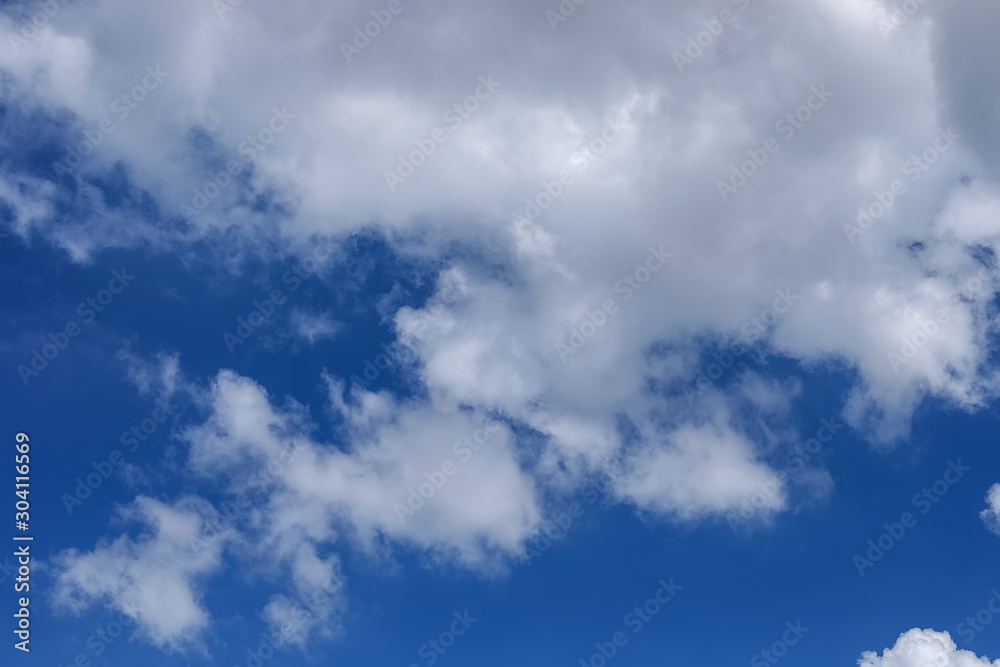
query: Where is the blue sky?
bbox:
[3,1,1000,666]
[5,231,1000,667]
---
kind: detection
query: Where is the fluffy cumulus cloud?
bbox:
[260,542,346,648]
[612,422,786,521]
[3,0,999,446]
[52,496,233,652]
[859,628,1000,666]
[183,370,543,565]
[14,0,1000,656]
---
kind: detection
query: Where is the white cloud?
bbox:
[0,0,996,451]
[52,496,232,652]
[0,172,55,238]
[980,483,1000,535]
[117,349,182,406]
[261,542,345,648]
[11,0,1000,655]
[612,422,786,521]
[183,370,543,567]
[290,309,342,344]
[859,628,1000,666]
